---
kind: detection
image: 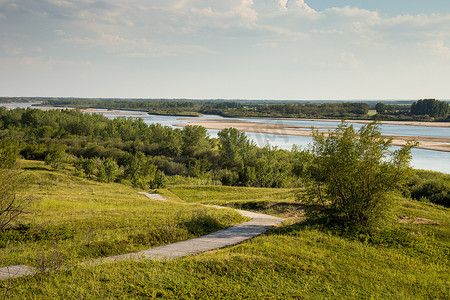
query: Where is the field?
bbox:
[0,161,246,269]
[1,161,449,299]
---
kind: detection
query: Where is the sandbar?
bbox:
[177,119,450,152]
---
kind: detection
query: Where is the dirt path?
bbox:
[0,194,284,280]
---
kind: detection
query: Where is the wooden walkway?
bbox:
[0,194,284,280]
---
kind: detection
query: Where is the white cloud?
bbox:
[325,6,380,22]
[3,43,24,55]
[254,41,278,48]
[1,55,92,68]
[425,40,450,58]
[45,0,74,8]
[60,31,215,57]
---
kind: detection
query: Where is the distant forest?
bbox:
[1,97,449,121]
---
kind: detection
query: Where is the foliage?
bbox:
[44,145,68,169]
[0,139,20,169]
[307,121,416,232]
[375,102,386,114]
[0,108,310,188]
[0,140,30,231]
[39,98,372,119]
[410,99,449,119]
[0,170,31,231]
[408,170,450,207]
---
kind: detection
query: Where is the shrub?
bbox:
[307,121,415,232]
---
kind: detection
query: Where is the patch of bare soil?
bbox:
[398,215,440,224]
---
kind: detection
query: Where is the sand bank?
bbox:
[178,117,450,128]
[177,119,450,152]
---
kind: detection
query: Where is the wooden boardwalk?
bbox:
[0,194,284,280]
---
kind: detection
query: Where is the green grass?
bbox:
[2,173,449,299]
[0,161,247,268]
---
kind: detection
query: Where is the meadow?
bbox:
[0,160,246,270]
[2,161,449,299]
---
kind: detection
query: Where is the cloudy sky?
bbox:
[1,0,450,100]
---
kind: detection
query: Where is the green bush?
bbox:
[307,121,415,233]
[411,179,449,207]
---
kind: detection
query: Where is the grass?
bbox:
[0,161,247,268]
[2,172,449,299]
[168,185,303,220]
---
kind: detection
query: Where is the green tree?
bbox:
[149,169,167,189]
[181,125,210,157]
[218,128,254,169]
[307,121,415,232]
[97,158,118,183]
[410,99,449,118]
[375,103,386,114]
[44,146,67,169]
[80,158,98,178]
[0,139,20,169]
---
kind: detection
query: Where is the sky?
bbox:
[1,0,450,100]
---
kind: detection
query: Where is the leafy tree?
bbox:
[410,99,449,118]
[79,158,98,178]
[307,121,416,232]
[149,170,167,189]
[98,158,118,183]
[218,128,255,169]
[45,146,67,169]
[181,125,210,157]
[375,103,386,114]
[0,139,20,169]
[386,104,395,113]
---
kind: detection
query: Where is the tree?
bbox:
[181,125,210,157]
[218,128,254,169]
[410,99,449,118]
[98,158,118,183]
[0,140,30,231]
[307,121,415,232]
[44,145,67,169]
[375,103,386,114]
[0,139,20,169]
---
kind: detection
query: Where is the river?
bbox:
[1,103,449,174]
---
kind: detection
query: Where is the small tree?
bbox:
[44,146,67,169]
[101,158,118,183]
[0,140,30,231]
[0,139,20,169]
[307,121,415,232]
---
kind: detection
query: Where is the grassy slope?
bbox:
[4,184,450,299]
[0,162,247,268]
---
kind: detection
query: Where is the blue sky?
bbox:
[1,0,450,100]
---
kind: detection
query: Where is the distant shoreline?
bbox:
[178,117,450,128]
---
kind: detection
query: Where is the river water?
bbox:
[1,103,449,174]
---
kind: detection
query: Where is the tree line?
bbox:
[38,98,449,121]
[0,107,308,189]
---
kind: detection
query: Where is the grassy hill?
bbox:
[2,161,449,299]
[0,161,246,269]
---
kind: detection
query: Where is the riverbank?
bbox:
[178,119,450,152]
